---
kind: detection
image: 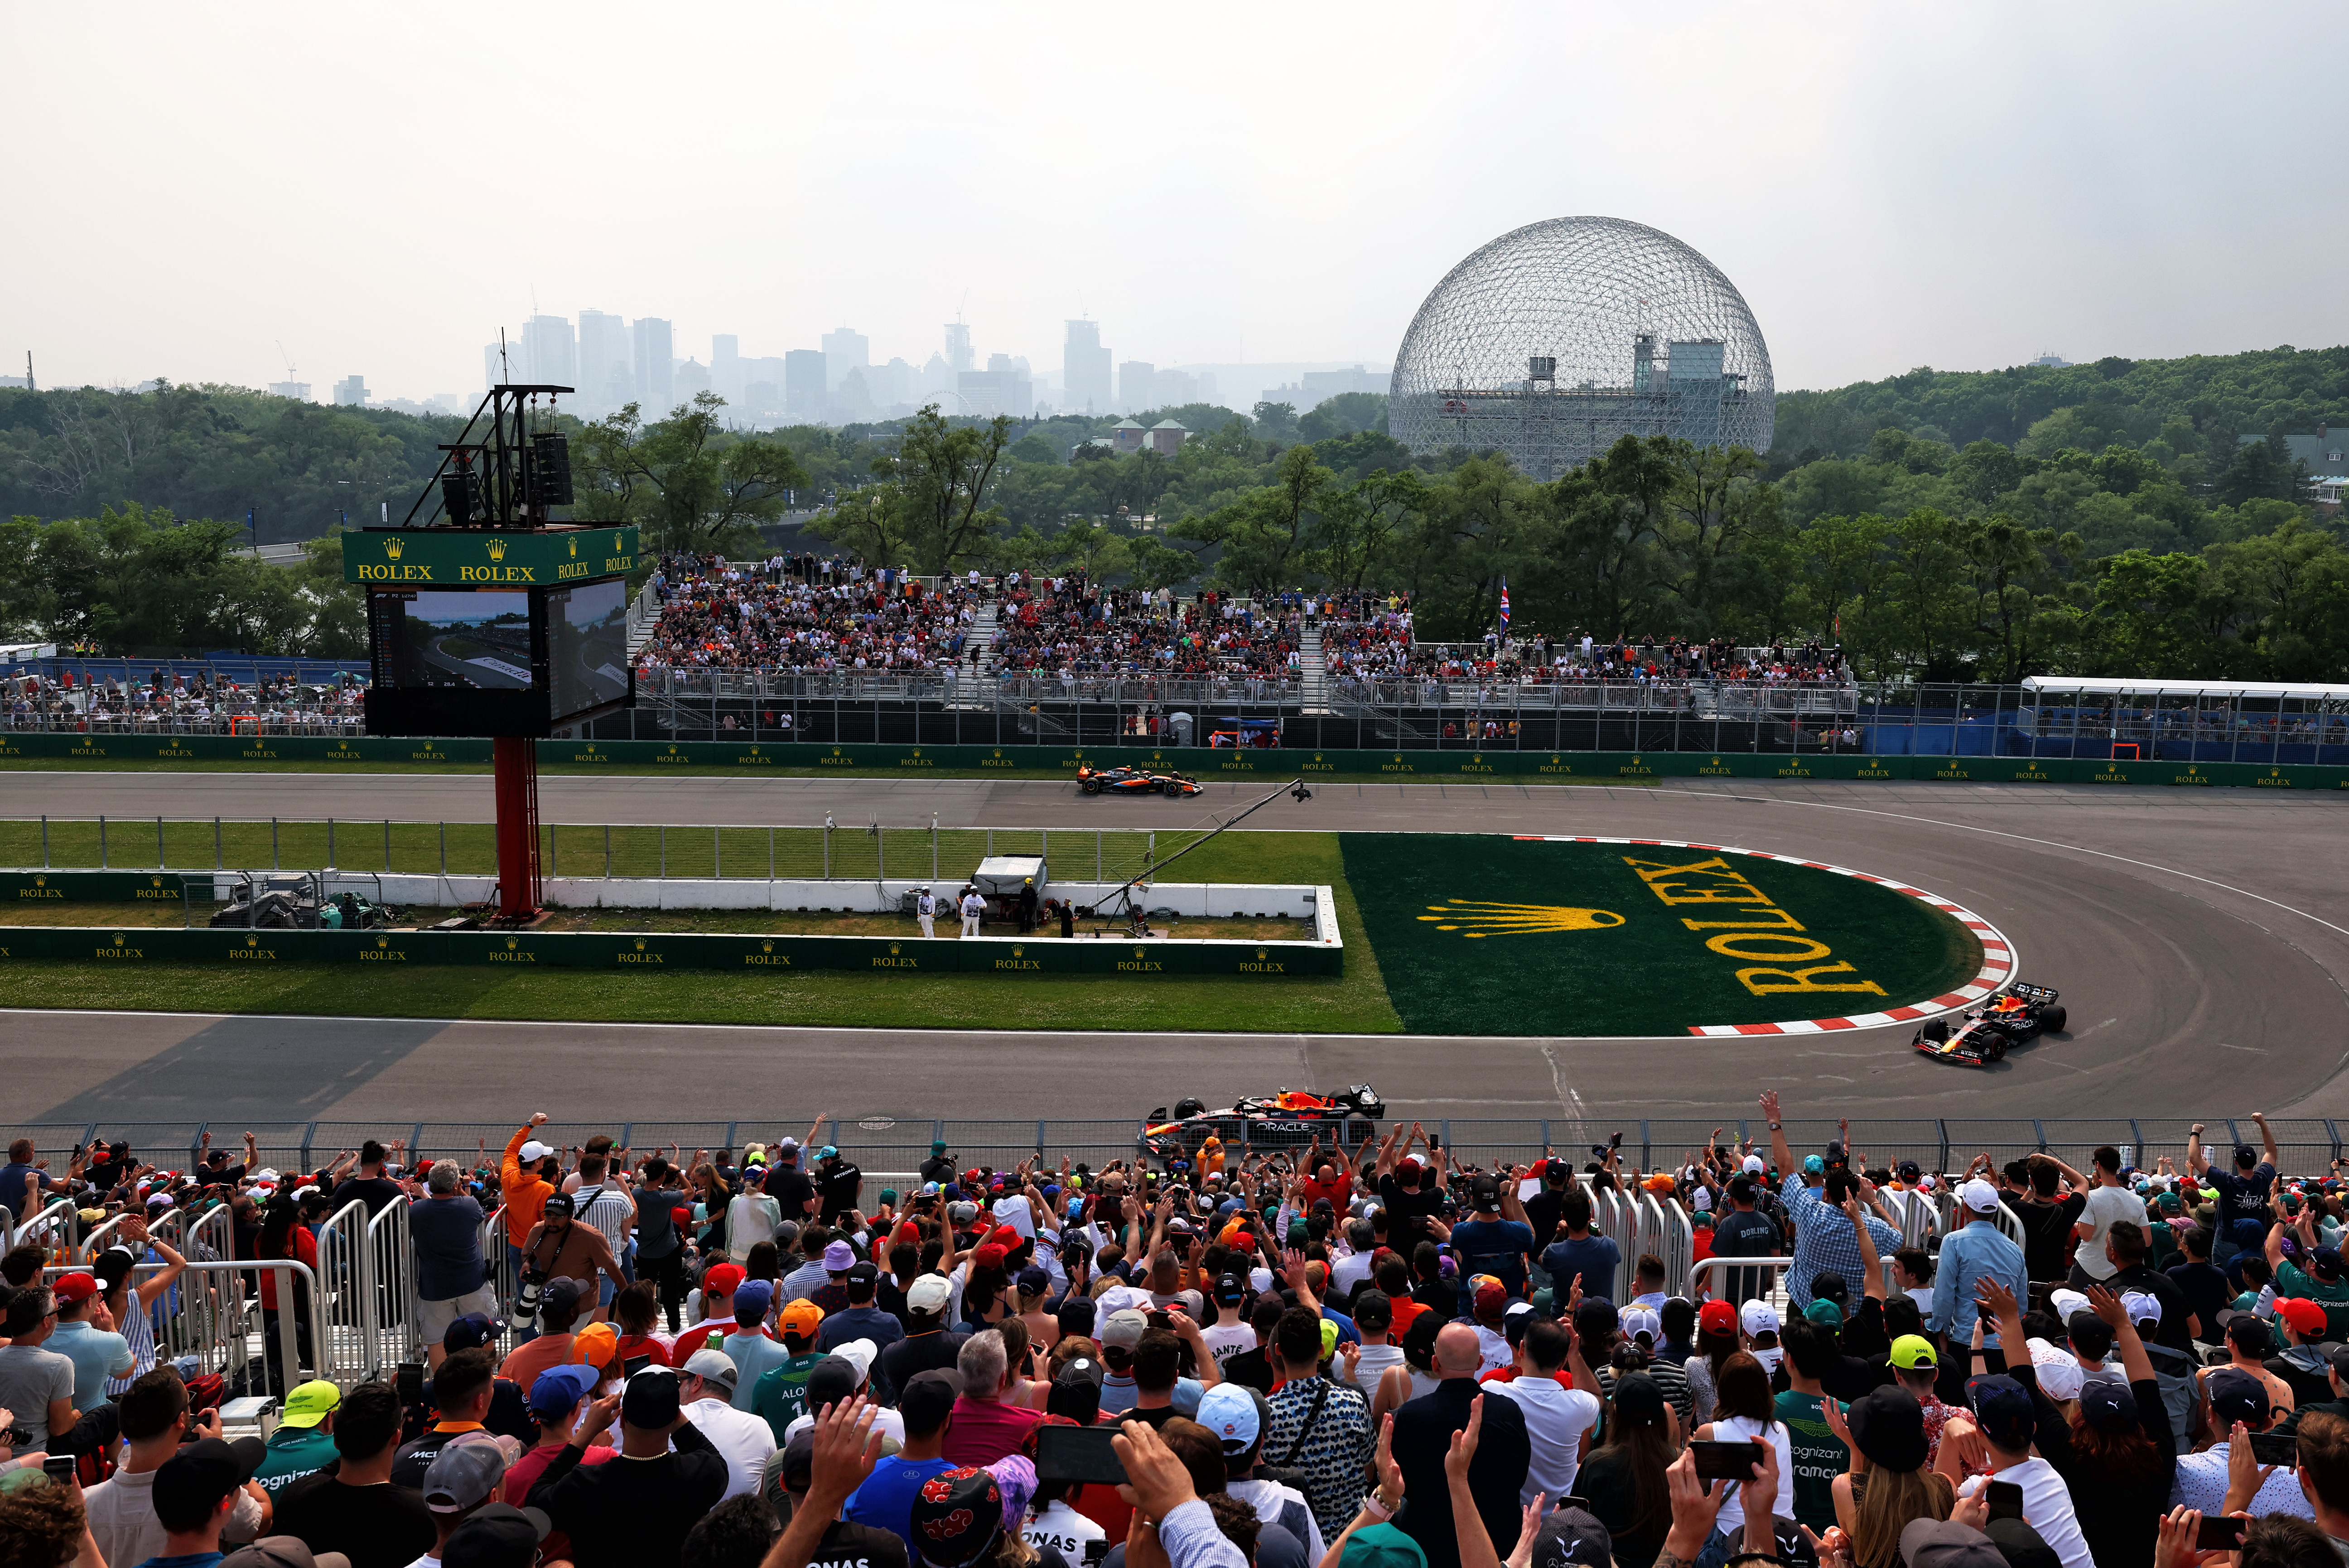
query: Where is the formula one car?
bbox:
[1141,1085,1386,1167]
[1911,982,2067,1066]
[1078,763,1204,796]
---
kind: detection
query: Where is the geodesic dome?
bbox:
[1389,216,1774,480]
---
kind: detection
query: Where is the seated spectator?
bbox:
[275,1381,436,1568]
[526,1367,730,1565]
[944,1330,1045,1466]
[83,1370,271,1567]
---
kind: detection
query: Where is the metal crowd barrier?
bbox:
[40,1257,319,1405]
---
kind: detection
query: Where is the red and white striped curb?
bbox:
[1510,835,2016,1037]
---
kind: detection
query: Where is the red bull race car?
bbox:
[1077,764,1204,796]
[1141,1085,1386,1168]
[1912,982,2067,1066]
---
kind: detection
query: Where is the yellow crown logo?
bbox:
[1256,949,1266,960]
[486,538,508,561]
[1134,947,1147,958]
[34,876,44,886]
[506,937,519,950]
[1417,901,1628,939]
[151,876,162,886]
[634,938,647,951]
[762,940,774,952]
[115,932,126,944]
[377,937,389,948]
[246,936,258,947]
[385,537,404,559]
[889,943,902,955]
[613,531,624,551]
[1013,946,1024,957]
[568,536,578,558]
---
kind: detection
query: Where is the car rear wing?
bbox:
[2008,981,2059,1003]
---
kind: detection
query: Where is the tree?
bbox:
[1250,401,1301,446]
[572,393,809,554]
[1176,444,1331,591]
[1309,468,1425,592]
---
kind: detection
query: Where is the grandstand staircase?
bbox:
[955,605,999,704]
[626,579,660,661]
[1300,622,1330,713]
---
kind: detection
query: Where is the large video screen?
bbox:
[391,591,534,689]
[547,579,631,720]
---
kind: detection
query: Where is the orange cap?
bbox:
[571,1322,619,1371]
[779,1299,825,1338]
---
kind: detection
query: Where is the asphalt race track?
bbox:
[8,771,2349,1129]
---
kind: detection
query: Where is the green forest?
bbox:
[9,344,2349,680]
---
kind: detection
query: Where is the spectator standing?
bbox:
[820,1262,907,1356]
[632,1160,690,1333]
[1488,1318,1601,1506]
[1574,1370,1675,1568]
[410,1163,492,1370]
[274,1381,437,1568]
[47,1271,133,1414]
[2012,1158,2089,1284]
[250,1382,342,1498]
[499,1118,560,1285]
[1945,1375,2095,1568]
[516,1195,624,1323]
[2191,1114,2280,1235]
[83,1370,271,1568]
[1708,1177,1779,1307]
[1760,1092,1901,1307]
[845,1370,960,1554]
[943,1331,1045,1465]
[526,1369,731,1565]
[126,1435,266,1568]
[501,1366,614,1566]
[877,1276,967,1404]
[750,1299,829,1432]
[1448,1177,1534,1313]
[2064,1148,2147,1290]
[1929,1180,2028,1370]
[1538,1190,1621,1312]
[1389,1322,1525,1568]
[2169,1367,2313,1520]
[679,1349,779,1500]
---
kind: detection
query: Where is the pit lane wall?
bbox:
[0,920,1340,976]
[1,731,2339,788]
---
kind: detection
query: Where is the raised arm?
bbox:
[2187,1122,2208,1179]
[1844,1197,1886,1301]
[2253,1111,2279,1168]
[1759,1090,1794,1187]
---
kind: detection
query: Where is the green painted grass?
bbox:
[1341,834,1982,1037]
[0,831,1407,1034]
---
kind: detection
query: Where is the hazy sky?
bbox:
[12,3,2345,404]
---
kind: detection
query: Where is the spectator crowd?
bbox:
[6,1093,2349,1568]
[633,555,977,681]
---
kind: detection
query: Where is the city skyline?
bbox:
[11,4,2349,405]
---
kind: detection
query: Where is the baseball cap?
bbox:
[92,1246,136,1289]
[1896,1159,1921,1181]
[279,1380,342,1429]
[1196,1382,1263,1456]
[1967,1374,2036,1450]
[1395,1156,1422,1181]
[1740,1301,1781,1337]
[777,1297,821,1339]
[910,1466,1006,1567]
[823,1240,856,1271]
[1100,1308,1149,1348]
[1802,1155,1826,1177]
[2027,1338,2083,1402]
[219,1539,355,1568]
[1473,1276,1507,1313]
[2078,1377,2140,1432]
[1847,1385,1927,1472]
[1741,1154,1765,1175]
[1888,1334,1938,1370]
[1899,1520,2007,1568]
[1802,1298,1844,1329]
[570,1322,619,1375]
[2120,1290,2163,1327]
[903,1368,962,1430]
[620,1367,682,1428]
[1470,1175,1502,1213]
[702,1263,747,1300]
[833,1338,878,1387]
[683,1347,739,1395]
[528,1364,600,1417]
[1698,1299,1737,1336]
[2047,1288,2091,1323]
[2317,1247,2345,1282]
[537,1276,583,1320]
[1960,1178,2000,1213]
[805,1355,861,1414]
[1017,1265,1050,1296]
[2205,1367,2270,1428]
[1215,1272,1248,1306]
[1340,1524,1432,1568]
[908,1274,953,1314]
[2278,1297,2330,1338]
[540,1192,575,1220]
[152,1437,265,1525]
[52,1272,98,1305]
[517,1140,553,1163]
[1048,1355,1104,1424]
[1609,1371,1667,1426]
[1532,1503,1614,1568]
[439,1506,552,1568]
[423,1435,511,1514]
[1619,1305,1660,1344]
[443,1313,502,1353]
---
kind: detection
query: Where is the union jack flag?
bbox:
[1497,579,1511,630]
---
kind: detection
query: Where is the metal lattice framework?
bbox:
[1390,216,1774,480]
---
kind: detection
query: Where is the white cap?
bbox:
[907,1274,952,1313]
[1962,1178,2001,1213]
[2121,1290,2162,1326]
[1621,1306,1661,1343]
[1742,1155,1766,1175]
[518,1140,553,1163]
[2028,1337,2084,1401]
[1740,1301,1782,1337]
[254,1167,279,1182]
[1504,1300,1535,1319]
[1691,1188,1714,1212]
[1248,1267,1274,1296]
[1918,1175,1938,1191]
[834,1338,878,1385]
[2048,1288,2092,1322]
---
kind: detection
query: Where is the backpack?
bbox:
[2142,1339,2200,1454]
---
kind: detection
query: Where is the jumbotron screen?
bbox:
[364,582,633,737]
[388,591,535,689]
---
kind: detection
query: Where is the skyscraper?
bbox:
[520,315,576,388]
[784,350,828,416]
[1064,321,1111,415]
[945,323,973,374]
[821,327,869,392]
[1118,361,1156,413]
[711,334,742,404]
[576,311,631,415]
[332,374,367,406]
[633,318,674,413]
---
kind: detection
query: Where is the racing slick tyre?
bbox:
[1987,1037,2007,1062]
[1155,779,1172,794]
[1083,781,1102,795]
[2040,1006,2067,1033]
[1920,1018,1950,1043]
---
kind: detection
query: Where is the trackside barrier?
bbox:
[5,1197,76,1255]
[1686,1254,1900,1310]
[41,1257,320,1403]
[367,1198,420,1370]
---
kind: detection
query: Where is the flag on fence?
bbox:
[1497,579,1511,631]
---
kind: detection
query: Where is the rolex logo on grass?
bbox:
[1418,901,1626,938]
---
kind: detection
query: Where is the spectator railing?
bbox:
[39,1256,321,1404]
[5,1196,76,1255]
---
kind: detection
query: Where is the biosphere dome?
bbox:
[1389,216,1774,480]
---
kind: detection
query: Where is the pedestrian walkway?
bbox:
[1301,620,1328,712]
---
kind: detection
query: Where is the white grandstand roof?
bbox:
[2021,676,2349,700]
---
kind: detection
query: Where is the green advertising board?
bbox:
[342,526,640,587]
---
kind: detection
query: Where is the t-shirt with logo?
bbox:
[252,1426,340,1494]
[1025,1500,1108,1563]
[1773,1390,1847,1529]
[2208,1163,2277,1230]
[794,1515,912,1568]
[1201,1322,1255,1369]
[752,1351,828,1441]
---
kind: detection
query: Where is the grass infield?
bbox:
[1340,833,1982,1037]
[0,831,1406,1035]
